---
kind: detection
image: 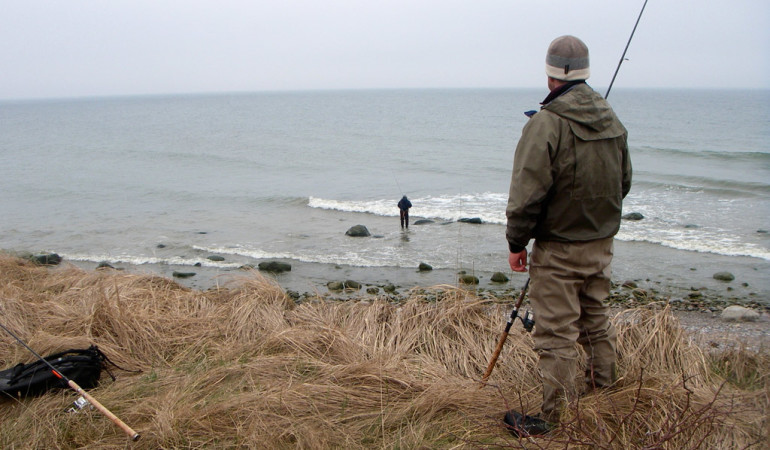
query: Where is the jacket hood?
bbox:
[544,84,626,140]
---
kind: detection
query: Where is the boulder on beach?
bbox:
[327,280,361,291]
[345,225,371,237]
[490,272,509,283]
[413,219,434,225]
[714,272,735,282]
[327,281,344,291]
[31,253,61,266]
[418,263,433,272]
[207,255,225,262]
[458,218,482,224]
[720,305,760,322]
[713,271,735,282]
[458,274,479,285]
[258,261,292,273]
[344,280,361,290]
[173,271,196,278]
[622,212,644,221]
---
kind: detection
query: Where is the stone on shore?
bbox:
[327,280,361,291]
[258,261,292,273]
[207,255,225,262]
[490,272,509,283]
[344,280,361,290]
[173,271,196,278]
[458,218,482,224]
[622,212,644,221]
[459,274,479,285]
[418,263,433,272]
[327,281,344,291]
[713,272,735,282]
[720,305,760,322]
[413,219,434,225]
[345,225,371,237]
[31,253,61,266]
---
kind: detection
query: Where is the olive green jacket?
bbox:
[505,83,632,251]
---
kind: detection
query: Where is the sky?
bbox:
[1,0,768,100]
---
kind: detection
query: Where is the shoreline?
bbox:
[15,250,767,350]
[59,253,770,351]
[59,238,769,310]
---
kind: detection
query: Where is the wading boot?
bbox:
[503,410,554,437]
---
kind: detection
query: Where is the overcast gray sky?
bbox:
[1,0,768,100]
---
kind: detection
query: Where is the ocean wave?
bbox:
[635,146,770,162]
[60,252,243,269]
[631,175,769,197]
[192,244,419,268]
[308,193,508,224]
[615,230,770,261]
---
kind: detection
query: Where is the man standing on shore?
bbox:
[398,195,412,229]
[504,35,632,436]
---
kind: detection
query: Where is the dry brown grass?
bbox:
[0,254,767,449]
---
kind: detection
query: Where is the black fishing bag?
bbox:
[0,345,110,399]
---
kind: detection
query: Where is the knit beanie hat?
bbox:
[545,35,590,81]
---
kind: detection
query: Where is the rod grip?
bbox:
[480,330,509,385]
[68,380,141,441]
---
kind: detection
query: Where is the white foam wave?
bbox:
[193,244,408,268]
[308,193,508,224]
[615,229,770,261]
[61,253,243,268]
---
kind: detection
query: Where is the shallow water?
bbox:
[1,88,768,298]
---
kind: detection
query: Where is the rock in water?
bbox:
[327,281,344,291]
[344,280,361,290]
[173,271,196,278]
[712,271,735,282]
[345,225,371,237]
[258,261,292,273]
[31,253,61,265]
[490,272,509,283]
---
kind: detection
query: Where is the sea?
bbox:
[1,88,769,298]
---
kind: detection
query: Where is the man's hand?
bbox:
[508,250,528,272]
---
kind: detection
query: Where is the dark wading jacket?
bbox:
[505,83,632,252]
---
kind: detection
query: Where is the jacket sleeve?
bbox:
[505,112,559,251]
[621,133,632,199]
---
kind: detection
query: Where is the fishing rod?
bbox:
[605,0,649,99]
[480,278,533,385]
[391,169,404,196]
[0,321,140,441]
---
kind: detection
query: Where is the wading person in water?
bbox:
[397,195,412,229]
[504,35,632,437]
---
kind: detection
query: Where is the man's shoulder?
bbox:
[522,108,565,134]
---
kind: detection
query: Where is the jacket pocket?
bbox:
[570,136,623,201]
